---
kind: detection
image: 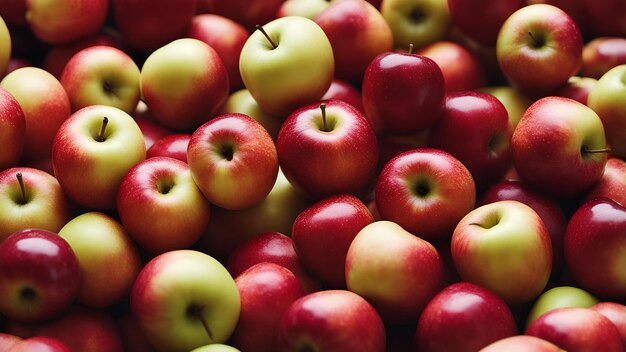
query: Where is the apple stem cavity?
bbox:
[98,117,109,142]
[16,172,27,204]
[527,31,544,48]
[255,24,277,49]
[187,305,214,341]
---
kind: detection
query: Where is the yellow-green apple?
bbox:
[225,231,321,293]
[0,167,73,242]
[375,148,476,241]
[0,87,25,169]
[582,37,626,79]
[428,91,513,190]
[0,67,71,162]
[511,96,608,199]
[345,220,445,324]
[52,105,146,210]
[276,100,378,199]
[277,0,331,19]
[480,335,565,352]
[314,0,393,83]
[60,46,140,114]
[361,51,445,134]
[479,85,533,129]
[230,262,306,352]
[321,79,364,114]
[380,0,451,49]
[564,197,626,300]
[526,307,623,352]
[496,4,583,96]
[8,336,72,352]
[276,289,386,351]
[447,0,524,46]
[554,76,597,105]
[0,16,10,77]
[191,344,241,352]
[591,302,626,347]
[0,229,80,323]
[187,113,278,210]
[117,157,211,254]
[186,14,249,92]
[219,88,282,141]
[146,134,190,162]
[292,194,374,289]
[587,64,626,159]
[239,16,334,117]
[525,286,599,328]
[0,333,22,350]
[415,282,517,352]
[209,0,284,30]
[140,38,229,131]
[58,212,142,308]
[24,0,109,44]
[131,250,240,351]
[583,157,626,207]
[451,200,552,304]
[111,0,196,52]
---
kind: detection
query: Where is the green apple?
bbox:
[239,16,334,117]
[380,0,451,50]
[526,286,599,328]
[479,85,533,129]
[588,64,626,159]
[220,88,282,141]
[0,16,10,77]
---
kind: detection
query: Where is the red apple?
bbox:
[132,108,172,151]
[321,79,364,114]
[0,87,25,169]
[582,37,626,79]
[8,336,72,352]
[447,0,525,46]
[146,133,190,163]
[0,332,22,350]
[554,76,597,105]
[583,157,626,207]
[591,302,626,347]
[210,0,283,30]
[480,335,564,352]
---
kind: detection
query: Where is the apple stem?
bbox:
[408,43,414,54]
[255,24,277,49]
[197,313,214,341]
[582,147,612,154]
[16,172,26,204]
[320,103,328,132]
[527,31,543,47]
[98,117,109,142]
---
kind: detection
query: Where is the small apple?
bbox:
[479,335,564,352]
[554,75,597,105]
[277,0,331,19]
[380,0,452,49]
[0,87,25,169]
[146,133,191,163]
[321,79,364,114]
[583,157,626,207]
[582,36,626,79]
[479,85,533,129]
[591,302,626,347]
[525,286,599,327]
[219,88,282,141]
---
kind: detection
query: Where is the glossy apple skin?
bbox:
[479,85,533,129]
[0,87,25,169]
[220,88,282,142]
[591,302,626,347]
[321,79,364,114]
[415,282,517,352]
[230,262,306,352]
[582,37,626,79]
[0,229,80,323]
[447,0,525,46]
[146,134,191,163]
[526,307,623,352]
[188,113,278,210]
[480,335,564,352]
[277,100,378,199]
[511,96,607,199]
[9,336,72,352]
[525,286,599,328]
[564,197,626,299]
[292,194,374,289]
[375,148,476,241]
[362,52,445,134]
[584,157,626,207]
[276,290,386,352]
[554,76,596,105]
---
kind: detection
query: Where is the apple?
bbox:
[239,16,334,117]
[345,220,445,324]
[219,88,282,141]
[230,262,306,352]
[292,194,374,289]
[209,0,284,30]
[583,157,626,207]
[375,148,476,241]
[0,333,22,350]
[582,36,626,79]
[131,250,240,351]
[52,105,146,210]
[525,286,599,327]
[591,302,626,347]
[187,113,278,210]
[60,45,140,114]
[0,229,80,323]
[8,336,72,352]
[554,76,597,105]
[146,133,191,163]
[140,38,229,131]
[58,212,142,308]
[511,96,608,199]
[361,51,445,134]
[277,0,331,19]
[587,64,626,159]
[117,157,211,254]
[132,107,172,151]
[414,282,517,352]
[0,87,25,169]
[0,67,71,162]
[190,344,241,352]
[479,335,564,352]
[479,85,533,129]
[321,79,364,114]
[276,290,386,351]
[496,4,583,96]
[276,100,378,199]
[451,200,552,304]
[0,16,10,77]
[380,0,452,49]
[0,167,73,242]
[447,0,525,46]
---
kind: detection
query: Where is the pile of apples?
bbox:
[1,0,626,351]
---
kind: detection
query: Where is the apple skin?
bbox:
[0,67,71,162]
[314,0,393,84]
[479,86,533,129]
[277,0,331,19]
[8,336,72,352]
[58,212,142,308]
[414,282,517,352]
[140,38,230,132]
[132,107,172,151]
[361,51,445,134]
[525,307,623,352]
[554,76,597,105]
[219,88,282,142]
[0,87,25,169]
[564,197,626,300]
[321,79,365,114]
[191,344,241,352]
[511,96,608,199]
[292,194,374,289]
[375,148,476,241]
[345,220,446,324]
[276,99,379,199]
[0,332,22,350]
[451,200,552,304]
[230,262,306,352]
[591,302,626,347]
[187,113,278,210]
[0,229,80,323]
[276,289,386,352]
[0,167,73,242]
[239,16,334,117]
[380,0,452,49]
[525,286,599,328]
[447,0,525,46]
[496,4,583,96]
[146,134,191,163]
[0,16,10,77]
[582,37,626,79]
[131,250,240,351]
[210,0,283,30]
[52,105,146,210]
[583,157,626,207]
[479,335,564,352]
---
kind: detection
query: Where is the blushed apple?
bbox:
[582,37,626,79]
[380,0,452,49]
[480,335,564,352]
[583,157,626,207]
[0,87,25,169]
[525,286,599,327]
[146,134,191,163]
